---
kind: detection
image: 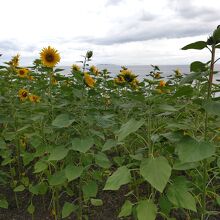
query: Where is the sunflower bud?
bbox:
[86,51,93,59]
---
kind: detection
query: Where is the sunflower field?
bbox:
[0,28,220,220]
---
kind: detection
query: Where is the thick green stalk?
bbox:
[201,44,216,220]
[55,189,60,220]
[207,45,216,100]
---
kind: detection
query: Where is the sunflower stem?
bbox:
[201,44,216,220]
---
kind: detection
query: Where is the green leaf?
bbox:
[176,136,215,163]
[173,161,199,170]
[48,170,66,186]
[216,196,220,206]
[136,200,157,220]
[102,139,118,151]
[117,118,145,141]
[27,203,35,214]
[90,198,103,206]
[71,137,94,153]
[0,138,6,149]
[65,165,83,182]
[217,158,220,168]
[190,61,207,72]
[55,68,64,73]
[167,177,197,212]
[52,114,74,128]
[158,104,177,112]
[48,146,69,161]
[130,153,143,161]
[34,161,48,173]
[118,200,133,218]
[62,202,76,218]
[29,182,48,195]
[180,72,201,84]
[82,181,98,200]
[159,196,172,216]
[140,156,171,193]
[14,185,25,192]
[0,199,8,209]
[162,131,183,143]
[213,28,220,42]
[95,152,111,169]
[181,41,207,50]
[203,101,220,116]
[104,166,131,190]
[23,152,35,166]
[174,86,194,97]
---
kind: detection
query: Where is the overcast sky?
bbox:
[0,0,220,66]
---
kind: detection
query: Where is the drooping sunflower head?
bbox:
[154,72,161,79]
[120,69,136,83]
[40,46,60,68]
[17,68,29,78]
[174,68,182,77]
[71,64,81,72]
[84,73,95,88]
[18,89,29,101]
[114,75,125,85]
[29,94,40,103]
[90,65,99,75]
[9,54,20,67]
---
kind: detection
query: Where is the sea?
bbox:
[59,64,220,81]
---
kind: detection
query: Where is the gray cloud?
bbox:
[79,21,212,45]
[139,11,157,22]
[0,40,19,51]
[170,0,220,22]
[73,0,219,46]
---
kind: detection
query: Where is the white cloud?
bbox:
[0,0,220,65]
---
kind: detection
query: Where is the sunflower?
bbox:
[27,75,34,81]
[155,89,164,94]
[159,80,166,87]
[114,75,125,85]
[90,65,99,75]
[29,94,40,103]
[40,46,60,68]
[51,76,58,85]
[84,73,95,88]
[18,89,29,101]
[131,78,139,89]
[72,64,81,72]
[154,72,161,79]
[17,68,29,78]
[120,69,136,83]
[174,68,182,77]
[19,137,27,148]
[9,54,20,67]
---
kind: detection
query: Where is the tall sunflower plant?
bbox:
[0,27,220,220]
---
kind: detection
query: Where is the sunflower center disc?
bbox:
[45,54,54,62]
[22,92,27,97]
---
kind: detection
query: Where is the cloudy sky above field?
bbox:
[0,0,220,66]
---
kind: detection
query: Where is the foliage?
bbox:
[0,27,220,220]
